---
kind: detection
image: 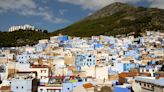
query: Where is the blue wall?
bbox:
[93,43,103,49]
[114,86,131,92]
[58,35,68,42]
[62,82,83,92]
[75,54,96,66]
[123,63,138,72]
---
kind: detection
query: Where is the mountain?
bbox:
[1,2,164,47]
[53,2,164,37]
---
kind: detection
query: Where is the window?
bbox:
[41,70,46,73]
[22,86,24,89]
[67,88,70,90]
[16,86,18,89]
[144,83,146,87]
[41,76,43,79]
[151,86,154,89]
[40,89,43,92]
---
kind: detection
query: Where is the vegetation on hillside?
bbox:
[0,30,50,47]
[54,3,164,37]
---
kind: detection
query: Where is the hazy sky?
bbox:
[0,0,163,32]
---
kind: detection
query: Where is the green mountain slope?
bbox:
[0,31,50,47]
[54,2,164,37]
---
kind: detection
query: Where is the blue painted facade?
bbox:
[16,53,48,64]
[75,54,96,66]
[124,50,141,60]
[114,63,124,72]
[58,35,68,42]
[123,63,138,72]
[35,44,47,52]
[62,82,83,92]
[92,43,103,49]
[114,86,131,92]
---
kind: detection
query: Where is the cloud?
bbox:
[58,0,141,10]
[0,0,36,11]
[87,12,93,16]
[0,0,68,23]
[58,0,164,10]
[59,9,68,15]
[19,8,68,23]
[150,0,164,9]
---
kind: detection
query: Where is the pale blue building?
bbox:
[75,54,96,66]
[123,63,139,72]
[58,35,69,42]
[62,76,83,92]
[114,86,132,92]
[11,77,37,92]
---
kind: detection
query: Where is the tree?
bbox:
[43,30,48,33]
[100,86,112,92]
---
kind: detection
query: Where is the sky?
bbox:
[0,0,164,32]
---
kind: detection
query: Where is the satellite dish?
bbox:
[132,82,142,92]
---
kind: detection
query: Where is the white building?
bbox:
[11,75,37,92]
[8,24,37,32]
[135,76,164,92]
[95,65,109,80]
[0,63,8,80]
[38,85,62,92]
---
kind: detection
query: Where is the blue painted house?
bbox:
[62,82,84,92]
[58,35,69,42]
[62,76,84,92]
[75,54,96,67]
[92,43,103,49]
[123,63,138,72]
[114,86,132,92]
[35,43,47,52]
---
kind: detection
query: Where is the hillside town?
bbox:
[0,31,163,92]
